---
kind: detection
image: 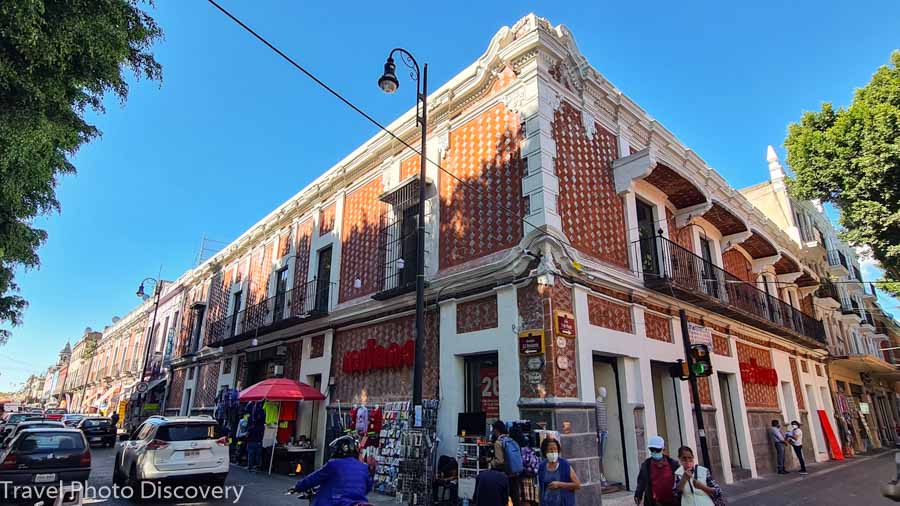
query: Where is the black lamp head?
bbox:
[378,57,399,94]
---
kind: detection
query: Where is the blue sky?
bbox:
[2,1,899,391]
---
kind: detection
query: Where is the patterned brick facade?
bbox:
[278,227,292,259]
[284,340,302,381]
[167,367,186,411]
[400,154,420,180]
[310,335,325,359]
[319,203,336,236]
[789,357,805,410]
[516,281,579,399]
[644,312,672,342]
[552,101,629,269]
[292,219,313,314]
[456,295,499,334]
[722,249,753,282]
[439,104,526,270]
[339,178,384,302]
[712,333,731,356]
[587,295,634,334]
[800,294,814,318]
[205,268,233,346]
[331,313,439,404]
[693,376,713,406]
[736,341,778,409]
[194,361,219,409]
[666,208,695,253]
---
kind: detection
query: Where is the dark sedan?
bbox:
[0,428,90,500]
[77,417,116,447]
[0,413,43,442]
[1,420,65,448]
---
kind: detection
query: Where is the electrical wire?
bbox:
[206,0,572,254]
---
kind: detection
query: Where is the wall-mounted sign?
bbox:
[556,356,570,370]
[518,330,544,355]
[859,402,870,415]
[556,336,567,349]
[739,358,778,386]
[555,311,576,338]
[341,338,414,373]
[526,357,544,371]
[525,372,542,384]
[688,323,713,345]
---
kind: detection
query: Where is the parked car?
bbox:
[77,417,116,448]
[0,413,43,442]
[62,414,85,428]
[45,408,67,421]
[1,420,65,448]
[114,415,228,491]
[0,428,90,501]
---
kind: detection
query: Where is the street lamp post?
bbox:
[136,277,162,421]
[378,48,428,416]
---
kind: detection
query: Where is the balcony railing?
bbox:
[636,235,826,345]
[815,280,840,302]
[207,278,334,345]
[863,310,876,327]
[827,250,849,271]
[842,298,861,317]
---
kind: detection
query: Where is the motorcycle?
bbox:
[285,487,374,506]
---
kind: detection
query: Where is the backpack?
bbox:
[501,435,524,475]
[520,446,540,476]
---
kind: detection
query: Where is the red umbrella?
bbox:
[239,378,325,402]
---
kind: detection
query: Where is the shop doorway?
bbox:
[804,384,827,452]
[464,354,500,429]
[651,362,684,453]
[782,381,798,422]
[593,356,628,490]
[718,372,748,476]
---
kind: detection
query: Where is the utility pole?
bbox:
[679,309,712,467]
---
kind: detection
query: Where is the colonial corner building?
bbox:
[36,13,900,504]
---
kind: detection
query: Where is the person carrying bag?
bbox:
[673,446,725,506]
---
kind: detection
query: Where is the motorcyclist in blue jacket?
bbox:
[293,435,372,506]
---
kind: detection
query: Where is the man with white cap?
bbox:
[634,435,680,506]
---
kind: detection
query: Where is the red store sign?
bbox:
[342,338,415,373]
[739,358,778,386]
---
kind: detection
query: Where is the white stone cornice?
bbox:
[721,231,753,250]
[776,272,803,284]
[612,148,657,194]
[751,255,781,272]
[674,202,714,228]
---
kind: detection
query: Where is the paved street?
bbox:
[723,450,898,506]
[78,446,395,505]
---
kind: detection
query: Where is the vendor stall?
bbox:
[239,378,325,475]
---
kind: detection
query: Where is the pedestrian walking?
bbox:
[473,456,510,506]
[673,446,722,506]
[537,438,580,506]
[770,420,788,474]
[787,420,808,474]
[110,411,119,428]
[634,435,679,506]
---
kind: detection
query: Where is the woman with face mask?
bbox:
[537,437,580,506]
[634,435,680,506]
[674,446,722,506]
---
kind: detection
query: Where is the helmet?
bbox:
[328,435,359,459]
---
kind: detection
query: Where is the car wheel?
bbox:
[113,458,126,486]
[128,464,146,501]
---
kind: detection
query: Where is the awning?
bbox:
[95,386,121,409]
[831,354,899,375]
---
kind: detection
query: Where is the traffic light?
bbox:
[669,360,690,380]
[689,344,713,377]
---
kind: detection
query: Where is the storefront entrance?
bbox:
[593,356,628,490]
[464,353,499,428]
[651,362,685,453]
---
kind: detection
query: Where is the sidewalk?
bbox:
[597,450,894,506]
[227,463,399,505]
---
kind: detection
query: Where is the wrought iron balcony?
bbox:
[815,280,841,302]
[636,236,826,345]
[827,250,850,274]
[841,298,861,317]
[207,278,334,346]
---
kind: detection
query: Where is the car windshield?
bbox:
[6,414,30,424]
[16,432,85,453]
[83,419,111,428]
[156,423,221,441]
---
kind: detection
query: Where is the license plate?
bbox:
[184,450,200,458]
[34,473,56,483]
[90,437,102,441]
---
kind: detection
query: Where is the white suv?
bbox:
[113,415,228,489]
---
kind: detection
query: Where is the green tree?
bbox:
[785,50,900,295]
[0,1,162,343]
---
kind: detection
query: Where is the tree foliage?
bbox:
[785,50,900,295]
[0,0,162,343]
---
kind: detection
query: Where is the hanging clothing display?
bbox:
[263,401,280,424]
[355,405,369,434]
